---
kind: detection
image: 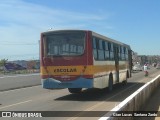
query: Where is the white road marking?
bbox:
[99,74,160,120]
[0,85,41,94]
[67,83,139,120]
[0,100,32,110]
[67,77,151,120]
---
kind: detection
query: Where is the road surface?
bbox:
[0,74,40,91]
[0,68,160,120]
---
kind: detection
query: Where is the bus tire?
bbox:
[122,78,127,85]
[108,75,113,91]
[68,88,82,93]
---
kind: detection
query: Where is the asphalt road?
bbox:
[0,68,160,120]
[0,73,41,91]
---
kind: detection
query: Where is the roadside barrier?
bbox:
[99,74,160,120]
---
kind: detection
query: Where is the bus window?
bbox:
[46,32,85,56]
[105,41,109,50]
[118,46,122,60]
[70,45,77,54]
[98,40,105,60]
[99,40,103,49]
[47,40,59,55]
[62,44,69,53]
[104,41,110,60]
[110,43,114,60]
[93,37,98,60]
[121,47,125,60]
[77,46,83,53]
[125,48,129,60]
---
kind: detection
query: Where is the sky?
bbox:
[0,0,160,60]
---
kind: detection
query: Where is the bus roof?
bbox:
[92,31,131,49]
[41,29,87,34]
[41,29,131,49]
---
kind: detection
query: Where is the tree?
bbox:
[27,60,36,69]
[0,59,8,67]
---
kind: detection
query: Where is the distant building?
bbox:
[132,52,139,65]
[4,62,26,71]
[137,55,160,65]
[138,55,148,65]
[132,51,160,66]
[9,60,40,70]
[11,60,28,68]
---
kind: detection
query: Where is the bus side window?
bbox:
[121,47,125,61]
[93,37,98,60]
[104,41,110,60]
[125,48,128,60]
[119,46,122,60]
[110,43,114,60]
[98,39,105,60]
[122,47,126,61]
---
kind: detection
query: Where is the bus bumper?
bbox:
[41,77,93,89]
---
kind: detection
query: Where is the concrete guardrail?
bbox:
[99,74,160,120]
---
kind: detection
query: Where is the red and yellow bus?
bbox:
[40,30,132,93]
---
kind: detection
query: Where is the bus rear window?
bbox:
[45,32,85,56]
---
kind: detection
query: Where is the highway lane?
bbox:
[0,68,160,120]
[0,74,41,91]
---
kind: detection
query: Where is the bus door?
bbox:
[114,45,119,83]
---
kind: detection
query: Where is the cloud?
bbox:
[0,0,108,29]
[0,0,111,60]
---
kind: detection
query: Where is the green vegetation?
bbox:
[0,59,8,67]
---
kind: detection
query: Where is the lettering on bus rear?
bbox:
[54,68,77,73]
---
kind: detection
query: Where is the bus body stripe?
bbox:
[41,64,128,76]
